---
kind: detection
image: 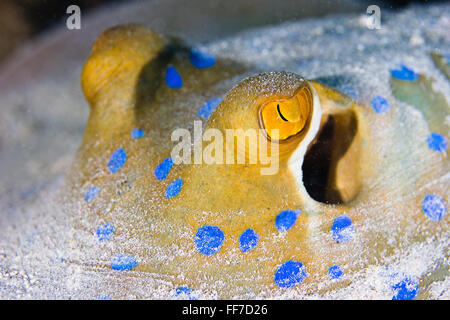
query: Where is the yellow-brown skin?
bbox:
[67,24,448,298]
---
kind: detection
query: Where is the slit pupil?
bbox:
[277,104,289,122]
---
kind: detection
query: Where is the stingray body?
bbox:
[63,23,448,299]
[0,5,449,299]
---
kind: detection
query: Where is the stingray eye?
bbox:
[260,86,312,141]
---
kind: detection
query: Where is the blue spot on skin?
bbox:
[165,66,183,89]
[297,58,314,67]
[427,133,447,153]
[331,214,353,242]
[391,65,419,81]
[176,287,191,295]
[445,53,450,65]
[175,287,197,300]
[111,253,138,271]
[328,265,344,279]
[422,194,447,221]
[107,148,127,173]
[274,260,307,288]
[275,210,301,232]
[194,225,225,255]
[165,178,183,198]
[85,186,100,202]
[197,97,223,119]
[239,229,259,252]
[340,84,358,99]
[131,128,145,139]
[371,96,390,114]
[392,278,419,300]
[154,157,174,180]
[190,49,215,69]
[96,223,114,241]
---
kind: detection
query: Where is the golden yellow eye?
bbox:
[260,87,312,141]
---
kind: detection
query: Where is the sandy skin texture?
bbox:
[0,4,449,299]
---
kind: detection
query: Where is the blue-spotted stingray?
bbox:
[0,4,449,299]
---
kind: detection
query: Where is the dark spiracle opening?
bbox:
[302,110,360,204]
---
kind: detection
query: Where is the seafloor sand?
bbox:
[0,3,448,299]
